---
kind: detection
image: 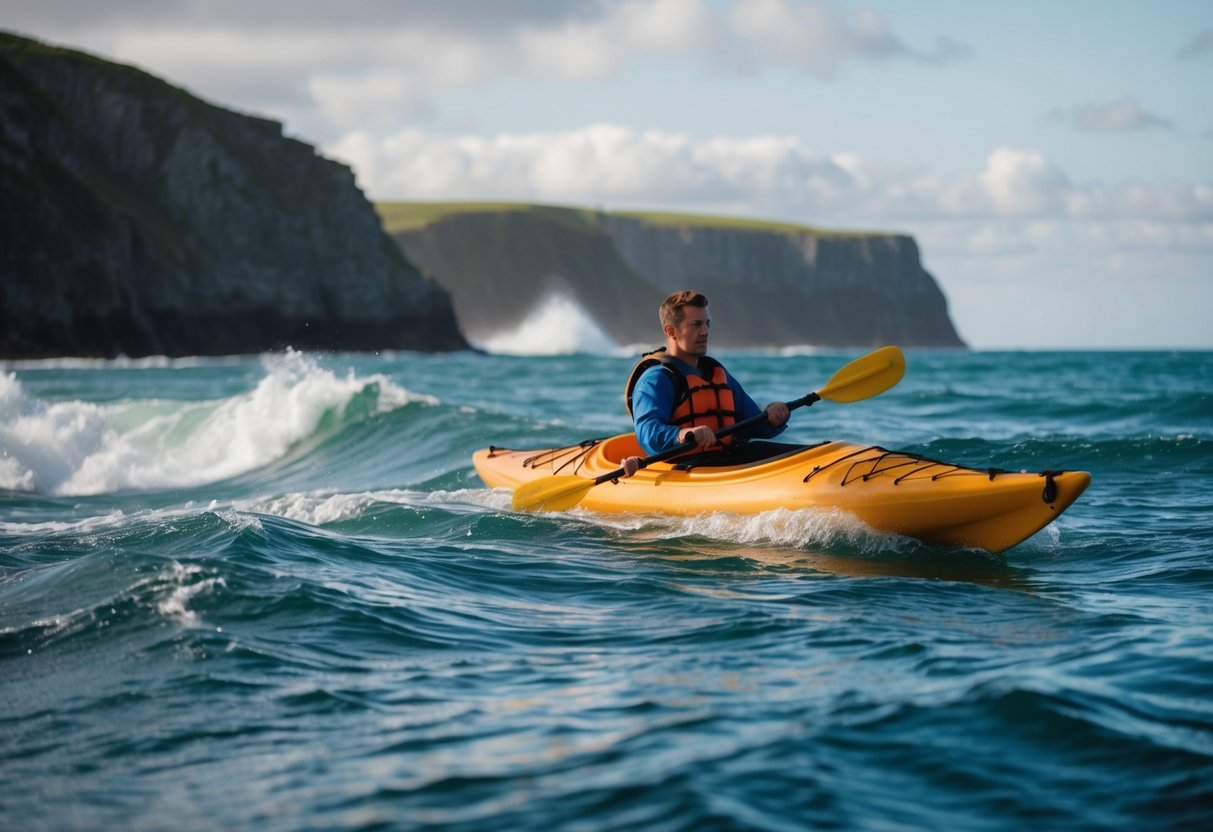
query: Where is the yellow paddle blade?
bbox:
[512,475,598,512]
[816,346,905,403]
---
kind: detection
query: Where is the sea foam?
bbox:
[474,293,622,356]
[0,351,429,496]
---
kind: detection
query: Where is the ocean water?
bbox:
[2,336,1211,830]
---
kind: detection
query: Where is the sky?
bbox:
[5,0,1211,349]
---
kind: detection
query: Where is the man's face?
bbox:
[667,305,710,357]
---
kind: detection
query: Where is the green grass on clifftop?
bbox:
[375,201,885,237]
[376,202,596,234]
[613,209,881,237]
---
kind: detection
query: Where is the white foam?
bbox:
[251,491,386,525]
[0,509,130,537]
[156,562,226,627]
[678,507,887,550]
[777,344,829,357]
[567,505,899,552]
[246,486,509,525]
[0,354,252,370]
[474,293,622,356]
[0,351,432,496]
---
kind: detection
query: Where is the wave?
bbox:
[242,486,506,528]
[473,293,623,356]
[0,354,257,371]
[0,351,435,496]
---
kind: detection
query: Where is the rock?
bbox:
[0,33,467,358]
[383,204,966,349]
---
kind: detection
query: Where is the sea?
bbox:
[3,308,1211,831]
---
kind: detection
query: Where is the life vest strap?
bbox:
[624,348,740,445]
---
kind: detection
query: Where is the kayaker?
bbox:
[622,290,790,476]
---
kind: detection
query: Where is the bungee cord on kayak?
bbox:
[801,445,1069,505]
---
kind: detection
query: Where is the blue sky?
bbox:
[6,0,1211,348]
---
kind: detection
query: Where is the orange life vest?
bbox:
[624,348,739,444]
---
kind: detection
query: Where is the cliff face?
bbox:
[383,206,666,346]
[0,33,467,358]
[385,205,965,349]
[596,215,964,348]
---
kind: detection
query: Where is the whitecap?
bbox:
[245,486,508,525]
[0,351,433,496]
[156,562,226,627]
[473,293,623,356]
[577,505,898,552]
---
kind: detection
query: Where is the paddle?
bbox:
[511,345,906,512]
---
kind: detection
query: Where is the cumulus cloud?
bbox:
[309,71,437,128]
[517,0,716,80]
[2,1,602,38]
[917,217,1213,262]
[330,125,1213,228]
[7,0,967,134]
[726,0,968,76]
[728,0,909,75]
[1047,97,1173,132]
[331,123,883,220]
[13,0,721,132]
[975,148,1070,215]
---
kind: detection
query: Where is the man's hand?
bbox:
[680,425,716,447]
[622,456,642,478]
[765,401,789,427]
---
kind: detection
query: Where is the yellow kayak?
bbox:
[473,434,1091,554]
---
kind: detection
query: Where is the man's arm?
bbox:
[727,374,788,439]
[631,367,684,455]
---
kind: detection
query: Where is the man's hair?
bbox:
[659,290,708,329]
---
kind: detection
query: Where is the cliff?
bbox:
[381,203,966,349]
[0,33,467,358]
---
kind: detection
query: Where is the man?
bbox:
[621,290,790,476]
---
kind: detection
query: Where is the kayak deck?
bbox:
[473,434,1091,554]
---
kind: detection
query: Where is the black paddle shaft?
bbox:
[594,392,822,485]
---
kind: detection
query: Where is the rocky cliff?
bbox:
[0,33,467,358]
[382,204,966,349]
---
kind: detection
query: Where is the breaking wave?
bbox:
[473,293,622,356]
[0,350,431,496]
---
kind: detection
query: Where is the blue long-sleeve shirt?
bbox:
[631,356,786,455]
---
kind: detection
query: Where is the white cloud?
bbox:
[517,0,716,79]
[96,25,509,131]
[729,0,907,76]
[1048,97,1173,132]
[40,1,721,133]
[331,125,1212,228]
[976,147,1071,216]
[727,0,968,76]
[1,1,604,39]
[309,71,436,128]
[331,123,870,216]
[10,0,967,137]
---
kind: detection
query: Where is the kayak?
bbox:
[472,434,1091,554]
